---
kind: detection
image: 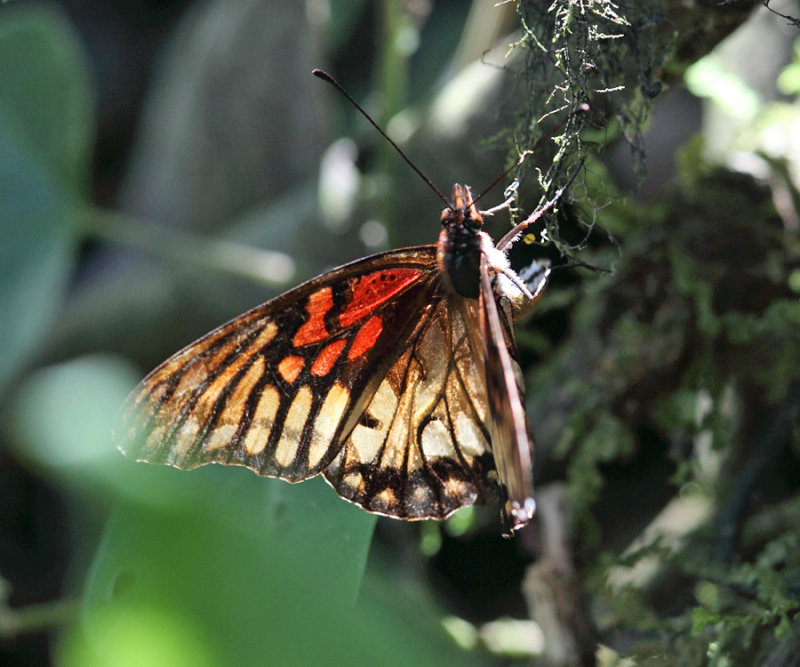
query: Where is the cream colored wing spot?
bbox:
[169,357,213,405]
[411,484,432,506]
[307,382,350,469]
[444,477,469,499]
[381,378,420,471]
[342,471,365,494]
[409,319,447,422]
[145,425,167,456]
[349,379,398,464]
[420,418,452,458]
[453,412,489,458]
[257,320,279,346]
[205,357,265,452]
[372,487,397,510]
[244,384,281,455]
[206,424,237,452]
[274,386,312,466]
[177,417,201,451]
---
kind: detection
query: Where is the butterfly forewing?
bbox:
[478,256,536,534]
[323,295,497,520]
[118,248,441,482]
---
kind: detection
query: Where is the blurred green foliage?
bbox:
[0,4,91,390]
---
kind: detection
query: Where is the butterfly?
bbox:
[116,180,556,537]
[116,68,572,536]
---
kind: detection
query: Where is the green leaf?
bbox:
[71,465,476,665]
[77,471,374,658]
[0,3,93,193]
[59,477,479,666]
[0,129,76,390]
[0,4,93,389]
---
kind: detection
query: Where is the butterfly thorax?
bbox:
[437,184,484,299]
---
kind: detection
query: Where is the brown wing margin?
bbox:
[116,246,442,483]
[478,255,536,536]
[322,294,498,521]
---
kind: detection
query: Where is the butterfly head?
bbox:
[443,184,482,230]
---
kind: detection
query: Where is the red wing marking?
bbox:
[310,339,348,377]
[293,286,334,347]
[278,355,305,384]
[338,269,422,328]
[347,315,383,360]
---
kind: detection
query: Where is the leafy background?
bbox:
[1,1,799,665]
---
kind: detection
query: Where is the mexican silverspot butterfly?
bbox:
[116,69,571,536]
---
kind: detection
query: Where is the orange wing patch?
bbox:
[293,286,334,347]
[310,339,348,376]
[348,315,383,360]
[278,355,305,384]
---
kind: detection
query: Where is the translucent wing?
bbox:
[478,255,536,536]
[117,247,441,482]
[323,295,499,521]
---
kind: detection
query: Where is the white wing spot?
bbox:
[177,418,200,450]
[453,413,489,458]
[206,424,236,452]
[307,382,350,468]
[274,386,312,466]
[420,418,452,458]
[342,471,365,494]
[350,379,397,463]
[411,485,432,506]
[244,384,280,455]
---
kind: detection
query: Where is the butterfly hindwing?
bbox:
[117,247,441,482]
[323,295,498,520]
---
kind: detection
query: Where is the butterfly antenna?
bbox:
[312,69,450,208]
[471,102,590,208]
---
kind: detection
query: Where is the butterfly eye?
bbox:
[465,214,482,231]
